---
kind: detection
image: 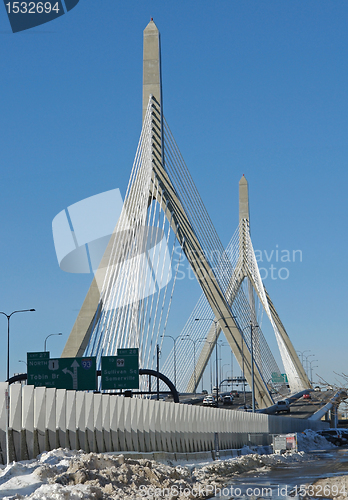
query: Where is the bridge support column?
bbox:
[330,406,338,428]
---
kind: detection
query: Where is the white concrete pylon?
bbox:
[61,22,274,408]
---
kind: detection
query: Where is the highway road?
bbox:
[282,390,335,419]
[178,390,336,418]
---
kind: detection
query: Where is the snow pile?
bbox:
[0,447,315,500]
[194,450,308,483]
[0,430,336,499]
[311,475,348,500]
[297,429,335,452]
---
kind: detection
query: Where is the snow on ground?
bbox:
[0,430,337,499]
[297,429,335,452]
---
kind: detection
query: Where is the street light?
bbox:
[160,335,179,388]
[182,337,198,393]
[44,333,63,353]
[304,354,315,377]
[195,315,236,407]
[0,309,35,381]
[0,308,35,466]
[181,336,212,393]
[241,322,258,413]
[309,360,318,384]
[221,363,229,387]
[197,339,214,392]
[296,350,310,366]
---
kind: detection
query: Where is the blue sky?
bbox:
[0,1,347,387]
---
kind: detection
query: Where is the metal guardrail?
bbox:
[308,390,347,421]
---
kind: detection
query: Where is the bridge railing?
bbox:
[0,383,326,463]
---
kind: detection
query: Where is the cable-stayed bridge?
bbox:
[61,20,311,409]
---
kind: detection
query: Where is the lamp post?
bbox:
[195,316,237,406]
[0,309,35,382]
[222,363,229,388]
[181,336,198,393]
[160,335,179,389]
[296,350,310,366]
[249,322,257,413]
[44,333,63,353]
[0,308,35,465]
[309,360,318,384]
[197,339,214,392]
[304,354,315,378]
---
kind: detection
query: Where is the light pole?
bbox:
[195,316,236,407]
[304,354,315,378]
[181,337,197,393]
[0,309,35,382]
[44,333,63,353]
[309,360,318,384]
[161,335,179,389]
[240,323,258,412]
[0,308,35,465]
[222,363,229,388]
[297,350,310,366]
[197,339,214,393]
[249,322,257,413]
[18,360,27,369]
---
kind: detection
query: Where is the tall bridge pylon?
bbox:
[61,20,309,407]
[180,175,311,396]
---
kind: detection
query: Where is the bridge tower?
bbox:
[61,21,309,406]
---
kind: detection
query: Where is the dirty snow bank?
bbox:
[0,430,334,499]
[297,429,335,452]
[311,475,348,500]
[0,449,310,499]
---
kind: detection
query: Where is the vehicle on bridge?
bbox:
[303,393,311,400]
[223,395,234,405]
[275,400,290,413]
[237,404,252,411]
[203,395,217,407]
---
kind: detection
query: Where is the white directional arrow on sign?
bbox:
[62,359,80,390]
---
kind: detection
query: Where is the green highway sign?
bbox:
[271,372,289,384]
[27,353,97,390]
[101,349,139,390]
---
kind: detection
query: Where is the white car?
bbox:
[275,400,290,413]
[203,396,216,407]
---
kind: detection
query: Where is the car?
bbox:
[238,404,252,411]
[327,385,334,391]
[275,400,290,413]
[231,390,240,398]
[303,393,311,399]
[202,389,208,395]
[223,395,234,405]
[316,429,348,447]
[203,396,216,407]
[314,386,321,392]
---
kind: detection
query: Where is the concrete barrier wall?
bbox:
[0,383,326,463]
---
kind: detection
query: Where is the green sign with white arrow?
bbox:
[27,352,97,390]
